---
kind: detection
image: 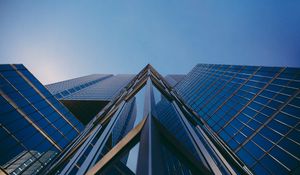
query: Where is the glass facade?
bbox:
[175,64,300,174]
[46,74,135,101]
[152,85,201,162]
[46,74,113,99]
[43,65,246,175]
[0,64,83,175]
[54,85,146,175]
[164,74,186,87]
[2,63,299,175]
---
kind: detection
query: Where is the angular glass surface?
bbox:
[174,64,300,174]
[131,85,146,127]
[123,85,146,173]
[0,65,84,175]
[112,98,137,146]
[160,135,199,175]
[152,84,201,162]
[126,143,140,173]
[100,142,140,175]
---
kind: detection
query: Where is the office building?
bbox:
[175,64,300,174]
[42,64,255,175]
[1,63,299,175]
[46,74,135,125]
[0,64,83,175]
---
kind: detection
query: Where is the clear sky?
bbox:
[0,0,299,84]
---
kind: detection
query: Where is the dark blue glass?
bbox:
[287,129,300,143]
[275,112,298,127]
[252,163,271,175]
[260,155,289,174]
[253,133,273,151]
[278,138,300,158]
[174,64,300,174]
[244,141,264,159]
[268,120,290,135]
[282,105,300,118]
[270,146,298,170]
[236,148,255,165]
[259,127,281,143]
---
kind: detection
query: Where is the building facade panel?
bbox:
[42,65,243,175]
[47,74,135,101]
[46,74,113,99]
[1,63,299,175]
[164,74,185,87]
[0,64,83,175]
[62,74,135,101]
[175,64,300,174]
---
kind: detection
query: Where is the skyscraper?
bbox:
[42,64,246,175]
[46,74,135,125]
[0,64,83,175]
[0,63,299,175]
[175,64,300,174]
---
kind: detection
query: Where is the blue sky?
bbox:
[0,0,299,84]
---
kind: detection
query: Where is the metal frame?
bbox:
[39,64,258,175]
[86,117,147,175]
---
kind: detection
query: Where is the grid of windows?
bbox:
[0,64,83,174]
[46,74,113,99]
[47,74,135,101]
[42,64,256,175]
[175,64,300,174]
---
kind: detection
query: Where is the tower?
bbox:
[0,64,83,175]
[1,63,299,175]
[42,65,250,175]
[175,64,300,174]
